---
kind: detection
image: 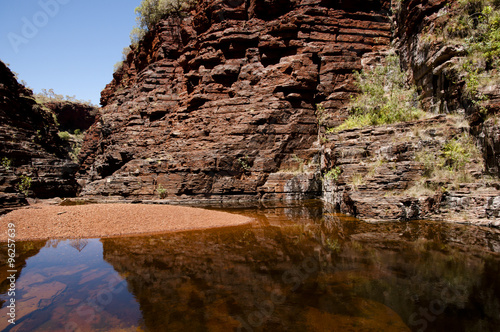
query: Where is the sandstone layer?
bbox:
[319,0,500,225]
[79,0,392,202]
[322,115,500,226]
[394,0,500,175]
[43,100,98,133]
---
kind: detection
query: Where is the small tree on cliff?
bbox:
[131,0,196,44]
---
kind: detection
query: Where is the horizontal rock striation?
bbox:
[322,115,500,226]
[42,100,98,133]
[394,0,500,177]
[79,0,392,201]
[0,61,79,214]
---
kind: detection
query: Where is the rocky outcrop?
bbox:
[42,100,98,133]
[394,0,500,176]
[481,119,500,177]
[395,0,500,116]
[394,0,463,114]
[74,0,498,224]
[79,0,392,201]
[322,114,500,226]
[316,0,500,225]
[0,61,79,214]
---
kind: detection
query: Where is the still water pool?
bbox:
[1,201,499,331]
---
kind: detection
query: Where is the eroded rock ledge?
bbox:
[322,115,500,226]
[78,0,392,201]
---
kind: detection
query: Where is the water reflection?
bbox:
[0,239,141,331]
[0,201,499,331]
[101,202,500,331]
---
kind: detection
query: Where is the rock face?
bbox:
[0,61,79,214]
[79,0,392,201]
[394,0,500,175]
[75,0,499,224]
[322,115,500,225]
[317,0,500,225]
[42,101,98,133]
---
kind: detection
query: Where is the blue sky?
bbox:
[0,0,140,105]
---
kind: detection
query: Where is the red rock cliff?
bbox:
[79,0,392,200]
[0,61,79,213]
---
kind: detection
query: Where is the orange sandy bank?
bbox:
[0,204,253,241]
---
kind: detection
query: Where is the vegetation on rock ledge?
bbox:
[421,0,500,107]
[130,0,196,45]
[331,53,425,132]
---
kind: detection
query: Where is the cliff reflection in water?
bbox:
[102,201,500,332]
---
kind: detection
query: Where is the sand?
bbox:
[0,203,253,241]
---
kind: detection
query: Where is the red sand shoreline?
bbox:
[0,203,253,241]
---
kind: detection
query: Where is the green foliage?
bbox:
[325,238,341,253]
[316,103,326,125]
[58,131,84,162]
[114,61,124,72]
[324,166,342,182]
[58,131,71,141]
[438,0,500,104]
[415,132,481,186]
[238,156,251,171]
[1,157,12,170]
[442,133,477,171]
[113,46,133,72]
[69,147,81,163]
[332,54,425,132]
[35,88,95,107]
[132,0,196,45]
[156,184,168,198]
[17,175,32,196]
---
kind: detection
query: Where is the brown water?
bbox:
[1,200,499,331]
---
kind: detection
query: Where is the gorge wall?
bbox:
[322,0,500,225]
[77,0,500,224]
[79,0,392,201]
[0,61,79,214]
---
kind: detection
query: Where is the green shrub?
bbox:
[414,132,481,187]
[237,156,251,171]
[439,0,500,103]
[131,0,196,45]
[17,175,32,196]
[35,88,95,107]
[58,131,71,141]
[156,184,168,198]
[332,53,425,132]
[1,157,12,170]
[442,133,478,171]
[70,146,81,163]
[325,238,341,253]
[324,166,342,181]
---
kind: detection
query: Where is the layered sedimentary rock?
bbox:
[318,0,500,225]
[77,0,499,224]
[322,115,500,225]
[42,100,98,133]
[0,61,78,213]
[79,0,392,201]
[394,0,500,174]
